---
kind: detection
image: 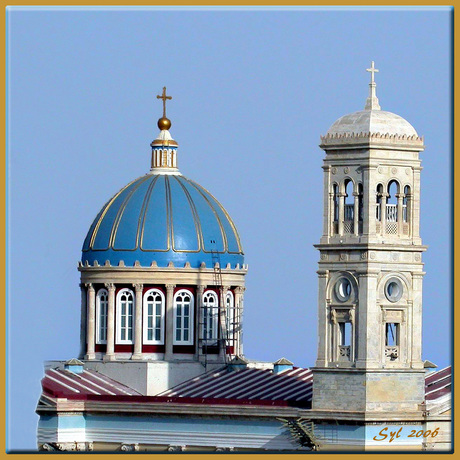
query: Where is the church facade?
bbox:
[36,68,451,452]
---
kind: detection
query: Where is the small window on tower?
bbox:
[334,277,352,302]
[358,183,364,221]
[333,184,339,222]
[376,184,383,221]
[385,323,399,347]
[339,322,351,346]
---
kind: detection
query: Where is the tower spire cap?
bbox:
[151,86,177,146]
[150,87,179,173]
[364,61,381,111]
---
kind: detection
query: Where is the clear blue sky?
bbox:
[7,7,452,451]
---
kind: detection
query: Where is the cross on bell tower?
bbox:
[365,60,381,110]
[366,60,379,83]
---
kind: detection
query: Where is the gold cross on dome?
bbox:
[157,87,172,117]
[366,61,379,84]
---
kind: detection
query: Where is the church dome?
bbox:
[81,174,244,268]
[326,109,418,138]
[325,61,418,139]
[81,90,244,269]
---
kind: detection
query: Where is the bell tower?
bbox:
[312,63,426,414]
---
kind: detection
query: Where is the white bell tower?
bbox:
[312,62,426,413]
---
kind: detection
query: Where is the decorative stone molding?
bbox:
[85,282,94,291]
[133,283,144,292]
[343,167,350,174]
[104,282,115,292]
[216,447,234,452]
[167,445,186,452]
[330,309,337,324]
[120,443,139,451]
[331,167,337,174]
[40,442,93,451]
[320,131,424,143]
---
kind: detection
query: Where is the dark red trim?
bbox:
[226,346,234,355]
[114,344,134,352]
[173,345,195,354]
[202,345,219,355]
[42,389,311,408]
[142,344,165,353]
[143,286,166,296]
[95,344,107,352]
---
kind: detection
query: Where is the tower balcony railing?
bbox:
[386,204,398,222]
[344,204,354,221]
[376,204,408,223]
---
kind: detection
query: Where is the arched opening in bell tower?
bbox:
[343,179,354,233]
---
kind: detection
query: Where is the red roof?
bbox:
[425,365,452,401]
[42,368,142,398]
[158,367,313,402]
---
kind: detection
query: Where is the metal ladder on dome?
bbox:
[206,239,231,364]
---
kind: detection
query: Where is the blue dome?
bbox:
[82,174,244,268]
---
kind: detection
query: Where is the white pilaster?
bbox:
[85,283,96,360]
[104,283,116,361]
[132,283,144,360]
[79,283,87,359]
[164,284,176,360]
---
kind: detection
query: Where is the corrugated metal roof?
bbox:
[40,364,451,407]
[425,365,452,401]
[157,367,313,402]
[41,368,142,398]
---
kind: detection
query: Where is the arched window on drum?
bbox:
[225,291,235,343]
[143,289,165,344]
[96,289,108,344]
[173,290,194,345]
[116,289,134,344]
[202,291,219,344]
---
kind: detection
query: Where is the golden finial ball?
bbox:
[157,117,171,131]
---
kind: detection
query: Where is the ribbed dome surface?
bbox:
[327,109,418,137]
[82,174,244,268]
